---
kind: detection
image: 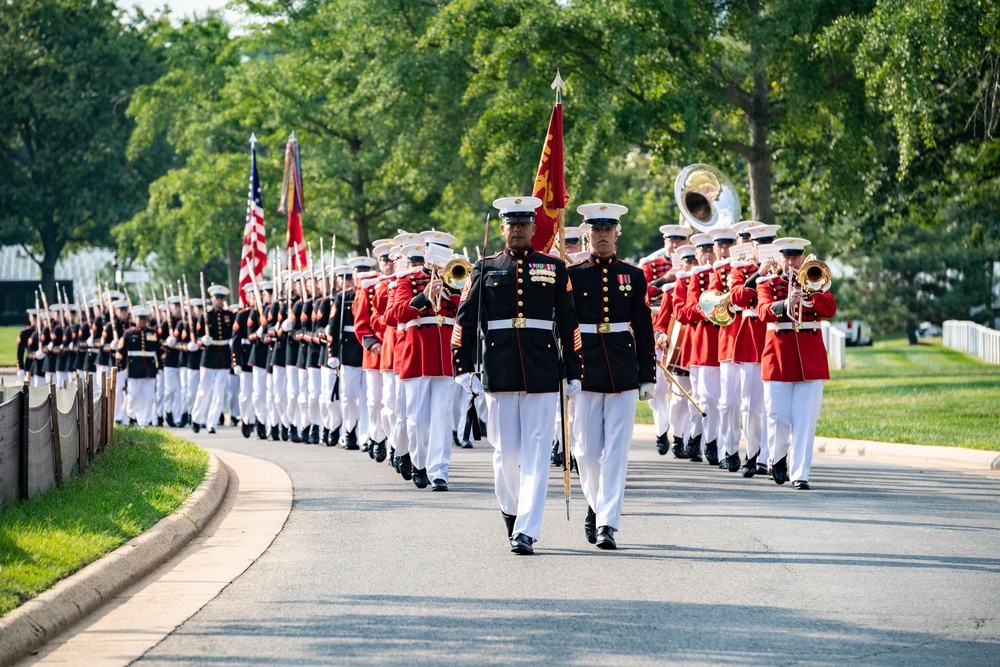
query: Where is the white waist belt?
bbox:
[405,316,455,328]
[128,351,156,357]
[579,322,631,334]
[767,322,819,331]
[396,325,404,332]
[741,310,758,319]
[488,318,552,331]
[205,339,229,346]
[343,325,355,333]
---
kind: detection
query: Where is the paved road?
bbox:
[115,428,1000,665]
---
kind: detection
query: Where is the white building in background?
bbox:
[0,245,117,289]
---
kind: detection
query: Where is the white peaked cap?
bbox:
[690,233,714,248]
[576,202,628,222]
[659,224,693,239]
[493,196,543,217]
[208,285,230,297]
[421,230,458,247]
[773,237,811,254]
[750,224,781,240]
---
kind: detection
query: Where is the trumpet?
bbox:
[442,257,472,291]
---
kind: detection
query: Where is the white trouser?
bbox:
[341,365,364,435]
[226,372,240,420]
[162,367,183,421]
[650,349,671,437]
[238,371,254,424]
[404,376,453,480]
[55,371,71,390]
[114,370,127,423]
[572,390,639,530]
[321,366,337,432]
[764,380,824,482]
[183,367,199,413]
[718,360,742,456]
[31,372,48,388]
[192,368,229,428]
[739,362,767,462]
[126,377,156,427]
[390,372,408,455]
[380,371,397,448]
[365,369,385,443]
[358,370,369,439]
[296,367,312,430]
[689,365,720,446]
[95,365,109,395]
[668,372,692,442]
[285,364,301,429]
[266,369,278,429]
[271,366,290,428]
[485,392,557,542]
[251,366,269,427]
[305,367,322,428]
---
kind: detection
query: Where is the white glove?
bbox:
[256,326,267,339]
[111,339,121,351]
[281,319,294,332]
[566,379,582,397]
[326,357,340,369]
[201,335,212,346]
[638,382,655,401]
[17,369,25,379]
[454,373,482,395]
[166,336,177,347]
[187,342,199,352]
[234,366,243,376]
[47,342,54,351]
[36,350,46,360]
[86,336,94,347]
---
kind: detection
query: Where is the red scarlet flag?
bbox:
[279,132,307,270]
[530,103,568,253]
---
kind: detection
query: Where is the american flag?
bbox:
[238,137,266,306]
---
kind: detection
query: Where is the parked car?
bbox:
[917,321,942,338]
[832,320,873,346]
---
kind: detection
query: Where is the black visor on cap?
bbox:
[501,212,535,223]
[565,237,581,243]
[738,233,752,239]
[585,218,619,227]
[696,242,714,250]
[754,236,776,244]
[666,234,688,241]
[713,238,736,245]
[779,248,805,256]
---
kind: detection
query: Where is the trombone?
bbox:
[790,254,832,326]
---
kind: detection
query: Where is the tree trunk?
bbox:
[38,231,66,303]
[745,8,774,226]
[225,241,240,299]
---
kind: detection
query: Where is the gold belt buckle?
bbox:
[792,321,802,333]
[597,323,611,334]
[512,317,526,329]
[437,315,446,326]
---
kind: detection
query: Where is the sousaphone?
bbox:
[673,163,742,233]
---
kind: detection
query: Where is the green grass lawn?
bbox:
[0,428,208,615]
[635,338,1000,450]
[0,325,24,367]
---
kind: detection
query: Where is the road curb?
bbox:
[631,424,1000,471]
[0,450,230,667]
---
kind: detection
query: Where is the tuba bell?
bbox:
[699,289,737,327]
[442,257,473,291]
[674,163,742,233]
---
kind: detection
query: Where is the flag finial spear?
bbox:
[551,69,567,104]
[249,132,257,147]
[288,130,297,143]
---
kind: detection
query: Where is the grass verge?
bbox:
[0,325,25,368]
[0,427,209,616]
[635,338,1000,450]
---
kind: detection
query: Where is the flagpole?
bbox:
[552,70,568,262]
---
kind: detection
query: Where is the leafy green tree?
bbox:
[0,0,166,298]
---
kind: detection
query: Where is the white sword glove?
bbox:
[326,356,340,369]
[638,382,655,401]
[166,336,177,347]
[281,319,294,332]
[187,342,199,352]
[566,379,582,397]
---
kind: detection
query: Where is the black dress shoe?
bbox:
[166,414,176,428]
[269,425,279,441]
[367,440,376,459]
[230,416,239,427]
[770,456,788,485]
[310,424,320,445]
[452,430,461,447]
[219,414,226,426]
[373,440,387,463]
[704,439,719,466]
[388,447,396,468]
[550,440,564,467]
[595,526,617,550]
[672,436,689,459]
[686,434,703,462]
[192,421,201,434]
[208,427,216,434]
[241,422,253,438]
[431,478,448,492]
[510,533,534,555]
[478,419,488,440]
[398,454,413,481]
[256,422,267,440]
[412,468,429,489]
[501,511,517,538]
[724,452,741,472]
[344,427,359,450]
[757,463,769,477]
[327,427,340,447]
[459,438,473,449]
[280,425,289,441]
[585,506,597,544]
[655,432,669,455]
[290,425,302,443]
[129,417,138,426]
[156,415,164,427]
[181,412,190,427]
[740,454,758,478]
[792,480,810,490]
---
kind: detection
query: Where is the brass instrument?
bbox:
[699,289,737,327]
[673,163,742,233]
[442,257,472,291]
[798,255,832,293]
